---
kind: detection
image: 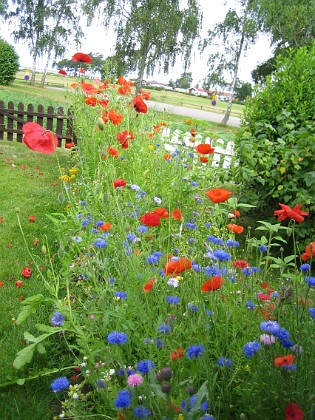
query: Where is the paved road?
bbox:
[147,100,241,127]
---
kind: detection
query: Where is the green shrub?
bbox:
[0,38,19,85]
[235,43,315,245]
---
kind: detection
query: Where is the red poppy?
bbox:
[227,223,244,234]
[132,96,148,113]
[100,222,112,231]
[21,267,32,278]
[103,109,123,125]
[116,130,135,149]
[117,76,127,85]
[118,84,132,95]
[274,354,294,367]
[97,98,109,108]
[58,69,67,76]
[184,119,193,126]
[201,276,225,292]
[274,203,308,223]
[171,348,184,359]
[163,154,172,160]
[205,188,232,203]
[71,52,92,64]
[257,292,270,301]
[143,277,156,292]
[163,257,192,275]
[172,209,182,220]
[140,88,151,100]
[301,241,315,261]
[139,212,161,227]
[153,208,169,218]
[28,215,36,222]
[108,147,119,157]
[65,142,74,149]
[233,259,248,268]
[15,280,23,288]
[79,68,86,74]
[23,122,58,154]
[0,281,3,287]
[285,403,304,420]
[113,179,126,188]
[85,97,97,106]
[81,83,97,95]
[190,128,196,137]
[199,156,209,163]
[195,144,215,155]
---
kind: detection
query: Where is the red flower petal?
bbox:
[22,122,58,154]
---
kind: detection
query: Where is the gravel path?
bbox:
[147,100,241,127]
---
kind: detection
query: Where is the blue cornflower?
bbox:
[306,276,315,287]
[226,239,239,247]
[188,237,195,244]
[204,309,213,316]
[244,340,261,357]
[72,236,82,243]
[181,395,209,412]
[308,308,315,319]
[95,220,104,227]
[186,344,205,359]
[158,323,170,334]
[192,263,201,272]
[282,364,297,371]
[118,367,135,377]
[137,225,148,234]
[213,249,231,261]
[258,245,268,252]
[130,184,141,191]
[137,360,155,374]
[50,377,70,392]
[133,405,151,418]
[260,321,280,334]
[90,228,97,234]
[185,222,197,229]
[79,200,87,206]
[107,331,128,345]
[126,233,137,242]
[166,296,180,305]
[156,338,163,348]
[208,235,224,245]
[187,303,199,312]
[95,379,106,389]
[272,327,290,341]
[114,389,133,409]
[188,152,194,158]
[205,222,212,228]
[146,254,159,264]
[242,267,253,276]
[200,415,216,420]
[300,263,310,272]
[114,291,127,300]
[191,181,198,186]
[50,311,65,326]
[279,338,294,348]
[93,238,108,248]
[245,300,255,310]
[218,357,233,368]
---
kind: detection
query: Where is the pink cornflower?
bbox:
[127,373,143,387]
[260,334,276,345]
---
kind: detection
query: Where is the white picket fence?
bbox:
[160,128,235,169]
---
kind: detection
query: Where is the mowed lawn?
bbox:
[0,140,71,418]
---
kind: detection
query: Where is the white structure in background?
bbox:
[161,128,235,169]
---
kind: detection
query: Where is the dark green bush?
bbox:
[0,38,19,85]
[235,43,315,245]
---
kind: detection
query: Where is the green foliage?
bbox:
[174,72,193,89]
[0,38,19,85]
[235,44,315,243]
[234,79,253,101]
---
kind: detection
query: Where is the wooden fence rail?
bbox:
[0,101,76,147]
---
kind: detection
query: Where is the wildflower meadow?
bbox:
[3,56,314,420]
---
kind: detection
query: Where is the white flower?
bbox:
[154,196,162,205]
[167,277,179,288]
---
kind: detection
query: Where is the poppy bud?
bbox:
[97,118,105,130]
[41,245,47,255]
[161,382,171,394]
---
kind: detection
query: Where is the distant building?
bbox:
[188,87,211,97]
[145,80,173,90]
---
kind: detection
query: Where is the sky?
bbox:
[1,0,274,86]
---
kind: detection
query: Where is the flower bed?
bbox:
[13,72,314,420]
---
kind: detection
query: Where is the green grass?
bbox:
[0,141,71,418]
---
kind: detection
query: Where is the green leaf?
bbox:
[37,342,46,355]
[35,323,62,333]
[284,255,297,263]
[16,295,54,325]
[190,380,208,413]
[13,342,37,370]
[16,378,25,385]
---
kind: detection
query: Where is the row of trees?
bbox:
[1,0,314,123]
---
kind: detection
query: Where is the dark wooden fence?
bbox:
[0,101,76,147]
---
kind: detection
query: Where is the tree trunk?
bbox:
[221,17,246,125]
[31,53,37,86]
[135,53,147,95]
[40,50,52,88]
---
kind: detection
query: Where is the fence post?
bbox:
[7,102,14,141]
[17,103,25,142]
[0,100,4,141]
